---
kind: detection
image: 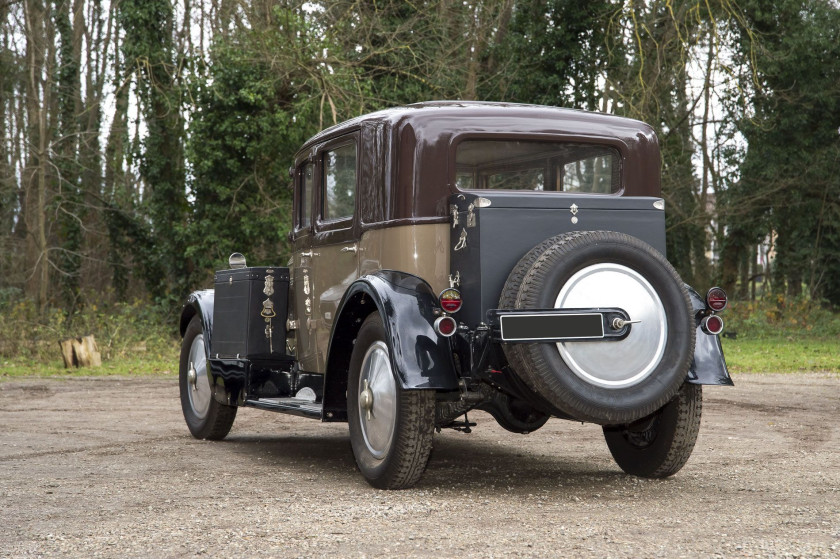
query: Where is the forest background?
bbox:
[1,0,838,373]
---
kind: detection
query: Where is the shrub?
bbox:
[0,292,180,364]
[724,295,840,339]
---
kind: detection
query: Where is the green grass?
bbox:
[721,336,839,374]
[0,347,179,378]
[718,296,840,374]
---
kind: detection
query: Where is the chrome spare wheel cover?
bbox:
[358,341,398,459]
[555,263,667,389]
[187,333,212,419]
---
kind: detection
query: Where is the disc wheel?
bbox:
[499,230,695,425]
[179,316,237,440]
[348,313,435,489]
[603,382,702,478]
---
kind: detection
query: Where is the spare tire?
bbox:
[499,231,694,425]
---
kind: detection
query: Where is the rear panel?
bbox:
[449,192,666,329]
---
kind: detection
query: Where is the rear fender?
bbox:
[180,289,214,356]
[323,271,459,421]
[685,285,733,386]
[180,289,245,405]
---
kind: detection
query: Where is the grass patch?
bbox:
[719,296,839,374]
[0,348,179,378]
[721,337,839,374]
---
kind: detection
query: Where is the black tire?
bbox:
[603,382,702,478]
[348,313,435,489]
[179,316,237,440]
[500,231,695,425]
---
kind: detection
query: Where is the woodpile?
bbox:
[59,335,102,368]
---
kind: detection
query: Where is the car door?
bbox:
[291,159,319,372]
[307,135,361,373]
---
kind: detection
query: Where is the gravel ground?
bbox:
[1,372,838,558]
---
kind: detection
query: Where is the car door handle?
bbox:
[340,245,358,254]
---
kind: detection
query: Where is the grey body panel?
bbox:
[450,192,666,329]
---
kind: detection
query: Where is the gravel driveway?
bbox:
[1,373,838,558]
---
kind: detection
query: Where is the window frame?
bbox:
[315,136,359,233]
[294,160,316,232]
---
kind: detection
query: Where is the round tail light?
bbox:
[706,287,728,312]
[701,315,724,336]
[434,316,457,337]
[438,288,462,313]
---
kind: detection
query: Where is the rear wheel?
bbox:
[348,313,435,489]
[603,382,702,478]
[179,316,237,440]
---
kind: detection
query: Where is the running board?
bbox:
[244,397,323,419]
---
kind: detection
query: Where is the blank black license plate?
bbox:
[499,313,605,342]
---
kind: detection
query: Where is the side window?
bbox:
[322,143,357,221]
[298,162,314,229]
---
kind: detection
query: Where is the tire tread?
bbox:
[604,383,702,478]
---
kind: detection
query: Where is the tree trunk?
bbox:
[23,0,51,312]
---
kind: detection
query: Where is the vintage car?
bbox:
[178,101,731,489]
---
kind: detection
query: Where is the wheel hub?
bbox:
[359,379,374,420]
[554,263,667,389]
[186,334,211,420]
[187,365,197,388]
[358,341,397,460]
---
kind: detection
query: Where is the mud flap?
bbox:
[686,285,733,386]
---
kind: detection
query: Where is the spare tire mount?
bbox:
[498,230,695,425]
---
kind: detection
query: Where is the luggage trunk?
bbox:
[212,267,291,359]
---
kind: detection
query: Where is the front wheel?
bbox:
[348,313,435,489]
[179,316,237,440]
[603,382,702,478]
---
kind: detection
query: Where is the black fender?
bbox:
[179,289,247,405]
[322,271,459,421]
[685,285,734,386]
[180,289,214,356]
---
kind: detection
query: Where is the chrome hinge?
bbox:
[466,203,476,228]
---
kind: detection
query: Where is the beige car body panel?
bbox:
[292,223,450,375]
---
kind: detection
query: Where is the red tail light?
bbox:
[438,288,462,313]
[701,315,724,336]
[706,287,728,312]
[434,316,457,337]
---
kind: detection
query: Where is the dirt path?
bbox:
[1,373,838,558]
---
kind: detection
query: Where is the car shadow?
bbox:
[219,428,625,490]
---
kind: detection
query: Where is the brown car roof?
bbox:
[295,101,661,227]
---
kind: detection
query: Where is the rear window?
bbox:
[455,140,620,194]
